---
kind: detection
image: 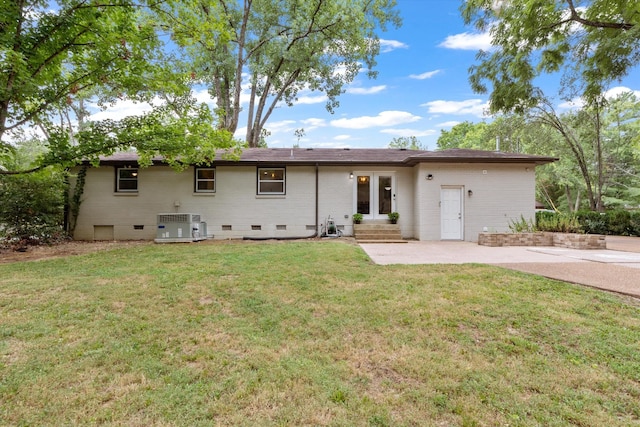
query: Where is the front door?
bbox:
[441,187,463,240]
[355,173,395,220]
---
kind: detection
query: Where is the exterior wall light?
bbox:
[349,172,354,179]
[426,174,434,180]
[468,190,473,197]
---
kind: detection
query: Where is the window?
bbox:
[117,168,138,192]
[257,167,285,194]
[195,168,216,192]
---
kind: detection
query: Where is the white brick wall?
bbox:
[72,164,418,240]
[71,162,536,242]
[416,163,537,241]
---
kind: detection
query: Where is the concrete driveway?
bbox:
[360,236,640,299]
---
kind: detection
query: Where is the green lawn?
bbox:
[1,240,639,426]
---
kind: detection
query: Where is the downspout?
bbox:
[243,163,319,240]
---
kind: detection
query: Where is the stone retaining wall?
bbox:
[478,232,606,249]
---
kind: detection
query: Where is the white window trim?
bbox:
[195,167,216,193]
[257,167,286,195]
[116,167,138,193]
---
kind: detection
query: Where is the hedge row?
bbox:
[536,210,640,236]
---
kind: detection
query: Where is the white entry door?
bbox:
[441,187,463,240]
[355,173,395,220]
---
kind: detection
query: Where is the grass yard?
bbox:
[1,240,639,426]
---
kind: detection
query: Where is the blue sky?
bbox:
[91,0,640,150]
[260,0,489,149]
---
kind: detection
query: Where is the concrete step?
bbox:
[354,223,399,231]
[354,223,404,242]
[356,234,403,241]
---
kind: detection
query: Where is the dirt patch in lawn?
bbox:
[0,241,152,264]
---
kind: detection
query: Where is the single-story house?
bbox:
[69,148,556,242]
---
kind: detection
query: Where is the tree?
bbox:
[435,106,640,212]
[437,121,490,150]
[162,0,401,147]
[0,141,67,247]
[462,0,640,114]
[387,136,425,150]
[598,92,640,208]
[1,0,235,175]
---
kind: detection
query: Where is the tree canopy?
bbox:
[161,0,401,146]
[462,0,640,114]
[437,94,640,212]
[1,0,235,174]
[387,136,425,150]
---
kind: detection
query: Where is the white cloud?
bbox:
[605,86,640,99]
[557,98,585,110]
[347,85,386,95]
[333,135,352,141]
[439,32,493,50]
[331,111,421,129]
[192,87,215,105]
[421,99,489,117]
[294,94,328,105]
[558,86,640,110]
[300,118,327,130]
[379,128,437,137]
[379,39,409,53]
[88,99,156,121]
[263,120,297,134]
[409,70,441,80]
[436,121,461,128]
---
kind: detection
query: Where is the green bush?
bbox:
[629,211,640,236]
[575,210,607,235]
[606,210,632,236]
[509,215,536,233]
[535,211,582,233]
[0,169,68,247]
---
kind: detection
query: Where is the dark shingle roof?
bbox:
[97,148,557,166]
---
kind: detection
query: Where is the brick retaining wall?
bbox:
[478,232,606,249]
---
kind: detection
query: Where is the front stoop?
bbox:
[354,223,406,243]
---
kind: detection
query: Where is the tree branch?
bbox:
[566,0,634,30]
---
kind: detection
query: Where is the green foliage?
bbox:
[67,166,87,234]
[574,211,608,235]
[535,211,582,234]
[436,94,640,213]
[0,1,237,175]
[0,169,67,247]
[387,211,399,223]
[537,210,640,236]
[462,0,640,114]
[160,0,401,146]
[508,215,536,233]
[437,121,490,150]
[388,136,425,150]
[352,213,363,223]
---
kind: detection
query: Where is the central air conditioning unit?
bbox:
[155,213,208,243]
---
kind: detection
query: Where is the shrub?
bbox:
[575,210,607,235]
[629,211,640,236]
[0,169,68,248]
[606,210,632,236]
[509,215,536,233]
[535,211,582,233]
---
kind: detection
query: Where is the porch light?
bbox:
[426,174,433,180]
[468,190,473,197]
[349,172,354,179]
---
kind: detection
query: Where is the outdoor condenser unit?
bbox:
[155,213,208,243]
